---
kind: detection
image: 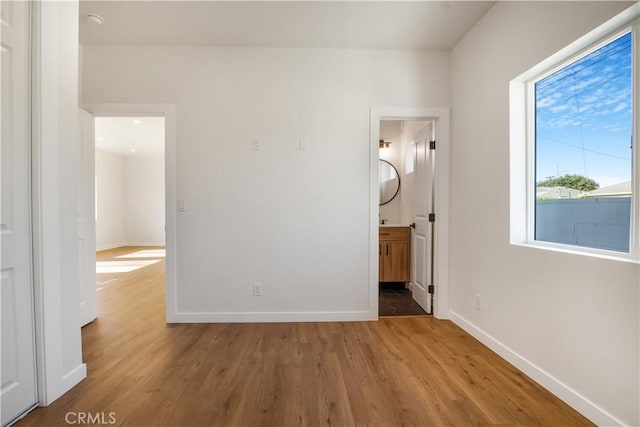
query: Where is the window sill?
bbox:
[511,241,639,264]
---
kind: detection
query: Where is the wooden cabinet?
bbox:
[379,227,410,282]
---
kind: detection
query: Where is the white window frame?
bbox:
[510,6,640,263]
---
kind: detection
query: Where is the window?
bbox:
[532,31,634,253]
[405,140,415,174]
[510,8,639,260]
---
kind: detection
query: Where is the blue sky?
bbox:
[535,32,632,188]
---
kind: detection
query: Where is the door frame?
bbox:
[78,109,97,327]
[83,103,177,323]
[369,107,450,319]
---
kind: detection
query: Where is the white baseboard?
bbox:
[96,242,165,252]
[124,242,165,247]
[62,363,87,389]
[449,311,626,427]
[95,242,126,252]
[169,310,375,323]
[45,363,87,405]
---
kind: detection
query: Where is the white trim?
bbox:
[83,103,177,323]
[513,241,640,265]
[449,311,628,427]
[509,80,528,245]
[31,0,87,407]
[633,20,640,266]
[30,0,48,407]
[172,310,371,323]
[369,107,450,319]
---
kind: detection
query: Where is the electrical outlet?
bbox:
[253,282,263,297]
[475,294,481,310]
[251,138,261,151]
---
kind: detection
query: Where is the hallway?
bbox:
[18,247,591,426]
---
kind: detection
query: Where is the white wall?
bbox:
[82,47,450,319]
[95,149,125,250]
[450,2,638,425]
[379,120,428,226]
[35,0,86,403]
[379,120,402,224]
[124,154,165,246]
[95,150,165,250]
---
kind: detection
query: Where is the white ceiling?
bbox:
[79,1,494,50]
[95,116,165,157]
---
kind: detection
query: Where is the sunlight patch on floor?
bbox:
[96,279,118,291]
[97,259,161,273]
[116,249,166,259]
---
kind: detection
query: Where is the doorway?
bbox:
[79,103,176,324]
[378,119,432,316]
[93,116,166,303]
[369,107,450,320]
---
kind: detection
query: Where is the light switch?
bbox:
[298,137,307,151]
[251,138,261,151]
[177,199,187,212]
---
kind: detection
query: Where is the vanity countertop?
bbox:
[379,223,409,228]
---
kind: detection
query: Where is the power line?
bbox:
[536,70,631,107]
[537,135,631,161]
[571,71,588,176]
[536,36,631,90]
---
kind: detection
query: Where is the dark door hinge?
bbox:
[429,140,436,150]
[428,213,435,222]
[428,285,435,294]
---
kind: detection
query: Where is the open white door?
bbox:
[410,124,434,314]
[78,109,97,326]
[1,1,38,424]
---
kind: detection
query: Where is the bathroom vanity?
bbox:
[379,226,410,282]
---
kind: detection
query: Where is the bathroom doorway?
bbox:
[369,107,450,320]
[378,119,432,316]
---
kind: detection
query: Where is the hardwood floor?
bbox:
[19,246,592,426]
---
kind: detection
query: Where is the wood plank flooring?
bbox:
[19,246,592,426]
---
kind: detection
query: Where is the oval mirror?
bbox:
[379,159,400,206]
